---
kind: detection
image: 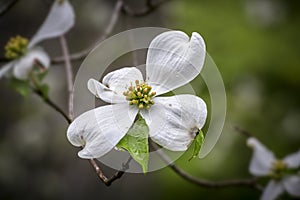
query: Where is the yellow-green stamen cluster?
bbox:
[123,80,156,109]
[270,160,287,179]
[5,35,28,60]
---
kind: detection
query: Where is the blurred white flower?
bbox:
[67,30,207,159]
[247,137,300,200]
[0,0,75,80]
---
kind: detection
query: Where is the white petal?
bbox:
[13,49,50,80]
[0,62,14,79]
[67,103,138,158]
[283,149,300,169]
[141,94,207,151]
[146,31,206,95]
[247,137,275,176]
[13,56,35,80]
[87,79,126,104]
[102,67,143,96]
[261,180,284,200]
[28,0,75,47]
[283,176,300,197]
[30,48,50,69]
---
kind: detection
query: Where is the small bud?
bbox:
[135,80,139,85]
[150,92,156,96]
[143,99,148,104]
[137,92,142,97]
[143,88,148,93]
[138,104,144,109]
[131,99,138,104]
[131,93,137,99]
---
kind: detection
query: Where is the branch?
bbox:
[58,9,130,185]
[59,35,74,120]
[150,141,262,190]
[32,88,71,124]
[234,126,253,138]
[33,85,129,186]
[51,0,124,64]
[0,0,19,17]
[88,156,132,186]
[122,0,170,17]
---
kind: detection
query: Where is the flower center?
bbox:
[270,159,287,179]
[123,80,156,109]
[5,35,28,60]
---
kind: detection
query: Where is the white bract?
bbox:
[0,0,75,80]
[247,137,300,200]
[67,31,208,159]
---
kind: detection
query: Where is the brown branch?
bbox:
[51,0,124,64]
[0,0,19,17]
[58,8,130,185]
[150,141,262,190]
[59,35,74,120]
[88,156,132,186]
[33,81,128,185]
[234,126,253,138]
[122,0,170,17]
[32,88,71,124]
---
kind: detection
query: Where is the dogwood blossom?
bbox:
[0,0,74,80]
[67,30,207,159]
[247,137,300,200]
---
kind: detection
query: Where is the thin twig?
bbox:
[88,156,132,186]
[58,7,131,185]
[33,85,128,186]
[105,156,132,186]
[122,0,170,17]
[52,0,124,64]
[59,35,74,120]
[234,126,253,138]
[150,141,262,190]
[89,158,108,183]
[0,0,19,16]
[32,88,71,124]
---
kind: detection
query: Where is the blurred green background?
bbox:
[0,0,300,199]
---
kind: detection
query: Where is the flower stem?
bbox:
[150,141,263,190]
[32,87,71,124]
[59,35,74,120]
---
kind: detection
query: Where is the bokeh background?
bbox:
[0,0,300,199]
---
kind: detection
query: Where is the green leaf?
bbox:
[9,78,30,97]
[116,117,149,173]
[189,130,204,161]
[36,70,48,82]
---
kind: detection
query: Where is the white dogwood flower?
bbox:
[67,30,207,159]
[247,137,300,200]
[0,0,75,80]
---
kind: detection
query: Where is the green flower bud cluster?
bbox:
[123,80,156,109]
[5,35,28,60]
[270,160,287,180]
